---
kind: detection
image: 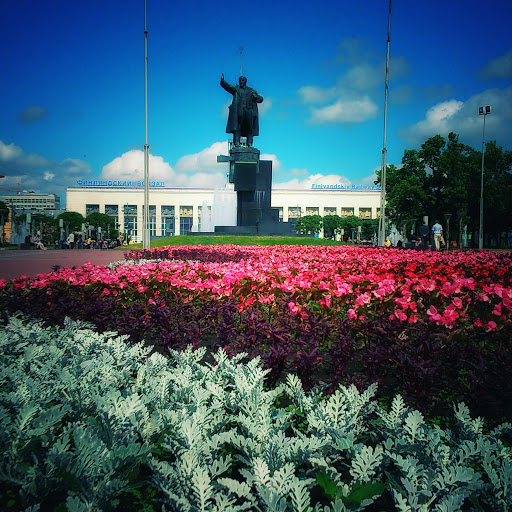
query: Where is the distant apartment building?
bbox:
[0,193,61,212]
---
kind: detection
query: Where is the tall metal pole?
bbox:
[478,105,491,250]
[479,114,486,250]
[378,0,391,246]
[143,0,150,249]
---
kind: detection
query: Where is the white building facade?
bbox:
[66,182,381,241]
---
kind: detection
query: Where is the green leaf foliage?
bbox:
[375,132,512,242]
[295,215,323,235]
[0,314,511,511]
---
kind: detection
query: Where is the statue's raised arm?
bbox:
[220,74,263,147]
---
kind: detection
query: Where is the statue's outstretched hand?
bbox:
[221,73,224,81]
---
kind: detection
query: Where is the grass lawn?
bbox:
[131,234,344,248]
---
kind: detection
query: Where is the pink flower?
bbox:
[452,297,463,309]
[355,292,371,307]
[442,308,459,324]
[347,308,357,320]
[288,301,301,316]
[426,305,442,322]
[485,320,497,332]
[427,305,438,316]
[102,288,111,296]
[394,309,408,322]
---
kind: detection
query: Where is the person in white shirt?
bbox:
[67,232,75,249]
[432,220,444,251]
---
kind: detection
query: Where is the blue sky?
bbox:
[1,0,511,206]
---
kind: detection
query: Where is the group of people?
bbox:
[60,233,122,250]
[23,230,123,250]
[414,220,446,250]
[24,231,47,250]
[384,220,446,250]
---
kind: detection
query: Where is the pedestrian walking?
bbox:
[432,220,445,251]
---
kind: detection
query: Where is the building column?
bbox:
[192,206,199,230]
[156,208,162,237]
[175,207,181,236]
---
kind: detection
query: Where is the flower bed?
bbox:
[1,245,511,424]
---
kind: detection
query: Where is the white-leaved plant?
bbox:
[1,313,511,511]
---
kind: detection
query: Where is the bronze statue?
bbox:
[220,74,263,147]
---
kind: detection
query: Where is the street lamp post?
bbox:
[478,105,491,250]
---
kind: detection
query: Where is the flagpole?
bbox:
[378,0,391,246]
[143,0,150,249]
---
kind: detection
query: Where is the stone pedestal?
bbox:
[217,145,291,235]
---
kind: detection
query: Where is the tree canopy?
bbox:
[295,215,322,234]
[376,132,512,243]
[57,211,85,232]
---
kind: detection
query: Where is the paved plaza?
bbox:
[0,248,129,281]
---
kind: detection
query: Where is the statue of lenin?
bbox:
[221,74,263,147]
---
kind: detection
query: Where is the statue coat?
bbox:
[221,77,263,137]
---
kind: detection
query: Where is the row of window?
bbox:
[2,198,59,207]
[87,204,374,219]
[86,204,377,238]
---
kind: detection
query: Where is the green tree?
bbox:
[86,212,117,238]
[375,132,512,244]
[295,214,323,235]
[57,211,85,232]
[360,219,379,240]
[376,159,428,226]
[467,140,512,242]
[338,215,362,242]
[14,212,59,240]
[322,214,343,237]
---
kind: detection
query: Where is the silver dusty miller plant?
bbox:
[0,313,510,511]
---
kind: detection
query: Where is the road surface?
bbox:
[0,248,130,281]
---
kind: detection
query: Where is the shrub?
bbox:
[1,315,511,511]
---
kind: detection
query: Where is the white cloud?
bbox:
[401,87,512,147]
[342,63,383,90]
[101,150,174,183]
[297,85,337,104]
[260,153,282,174]
[479,49,512,80]
[0,140,93,202]
[174,142,229,174]
[259,97,272,116]
[0,141,23,160]
[187,172,227,188]
[402,99,463,143]
[287,168,310,178]
[310,97,378,124]
[298,39,409,126]
[101,142,230,189]
[359,171,379,186]
[0,140,50,170]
